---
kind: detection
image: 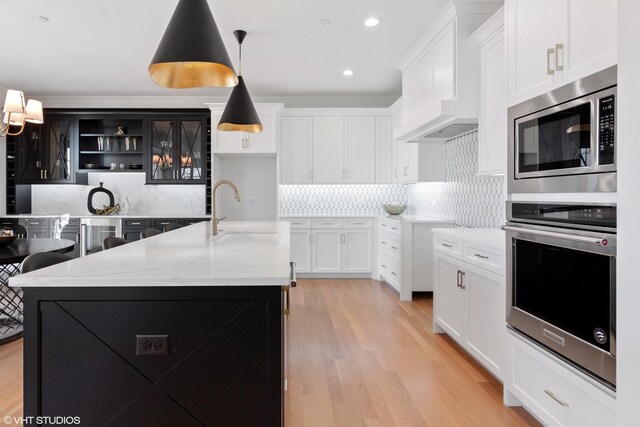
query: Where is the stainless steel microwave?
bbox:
[508,66,617,193]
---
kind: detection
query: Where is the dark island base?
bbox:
[23,286,284,427]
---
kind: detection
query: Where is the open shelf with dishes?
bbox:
[76,116,146,173]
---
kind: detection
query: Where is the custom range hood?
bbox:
[393,1,501,142]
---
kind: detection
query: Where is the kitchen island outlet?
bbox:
[10,221,291,427]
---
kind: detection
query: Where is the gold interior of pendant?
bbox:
[217,122,263,133]
[149,62,238,88]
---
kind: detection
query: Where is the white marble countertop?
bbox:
[380,214,455,224]
[432,227,505,251]
[10,221,291,287]
[280,214,454,224]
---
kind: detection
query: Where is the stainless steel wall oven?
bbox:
[508,66,616,193]
[504,202,616,388]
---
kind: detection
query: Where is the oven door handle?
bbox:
[501,225,610,247]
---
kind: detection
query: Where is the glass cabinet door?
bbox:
[178,118,205,182]
[18,122,44,181]
[149,118,176,182]
[46,117,73,181]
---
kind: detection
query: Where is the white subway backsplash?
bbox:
[407,131,505,228]
[31,173,206,216]
[279,184,407,215]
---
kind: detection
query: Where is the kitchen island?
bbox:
[9,221,291,427]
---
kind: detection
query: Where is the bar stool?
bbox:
[103,236,130,250]
[140,228,162,239]
[21,253,73,274]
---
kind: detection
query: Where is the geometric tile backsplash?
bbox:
[279,184,407,216]
[407,131,505,228]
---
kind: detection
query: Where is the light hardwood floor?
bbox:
[0,279,539,426]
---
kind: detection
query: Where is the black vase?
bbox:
[87,182,115,214]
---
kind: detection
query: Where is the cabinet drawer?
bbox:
[286,219,312,229]
[509,332,615,427]
[153,219,181,227]
[434,235,462,258]
[343,218,373,229]
[23,218,50,227]
[0,219,19,226]
[379,253,401,291]
[124,219,149,227]
[378,231,401,259]
[378,218,401,236]
[312,219,342,229]
[464,242,503,275]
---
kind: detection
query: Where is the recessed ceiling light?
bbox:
[343,69,354,76]
[37,15,50,23]
[364,17,380,27]
[319,19,331,26]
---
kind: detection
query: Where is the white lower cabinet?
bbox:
[311,229,342,272]
[290,229,312,273]
[286,217,373,275]
[433,231,506,381]
[507,330,616,427]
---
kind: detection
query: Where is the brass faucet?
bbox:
[211,180,240,235]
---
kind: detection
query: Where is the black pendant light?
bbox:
[149,0,238,88]
[218,30,263,133]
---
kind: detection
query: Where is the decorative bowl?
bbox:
[0,228,17,248]
[383,204,407,215]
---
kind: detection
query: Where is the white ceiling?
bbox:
[0,0,449,101]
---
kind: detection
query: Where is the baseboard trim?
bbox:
[297,273,373,279]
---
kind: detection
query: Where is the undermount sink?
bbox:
[216,233,279,243]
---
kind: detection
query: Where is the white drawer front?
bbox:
[509,333,615,427]
[464,242,503,275]
[312,219,343,229]
[286,219,312,229]
[378,231,401,259]
[379,253,401,291]
[434,236,462,258]
[343,218,373,229]
[378,218,401,236]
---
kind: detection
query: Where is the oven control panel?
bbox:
[598,94,615,165]
[510,203,616,229]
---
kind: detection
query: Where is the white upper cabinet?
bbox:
[211,112,277,154]
[394,3,500,142]
[343,117,375,184]
[312,117,343,184]
[280,110,392,185]
[281,117,313,184]
[556,0,618,86]
[375,116,393,184]
[209,104,282,154]
[474,8,507,175]
[506,0,617,106]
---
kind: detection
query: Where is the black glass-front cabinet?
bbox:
[17,115,74,184]
[147,116,206,184]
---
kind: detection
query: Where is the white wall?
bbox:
[31,173,205,216]
[616,1,640,424]
[216,156,277,221]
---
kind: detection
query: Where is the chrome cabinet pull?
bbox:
[442,243,453,248]
[131,222,142,225]
[391,246,398,250]
[547,47,555,75]
[474,253,489,259]
[459,271,466,289]
[544,389,569,407]
[555,43,564,71]
[456,270,461,287]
